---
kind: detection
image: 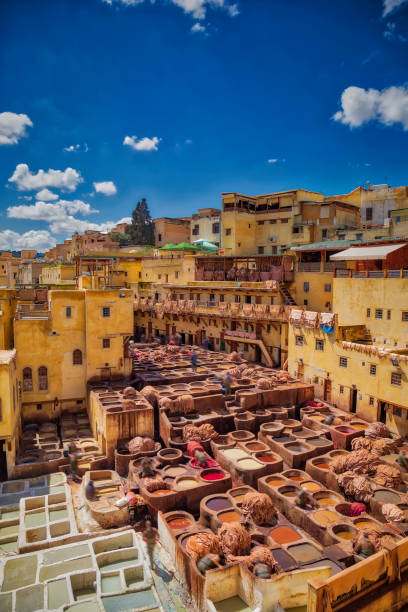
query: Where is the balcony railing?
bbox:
[135,299,287,321]
[334,269,408,278]
[15,303,51,320]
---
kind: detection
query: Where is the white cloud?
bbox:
[185,139,193,144]
[123,135,161,151]
[64,144,80,152]
[0,229,56,252]
[48,215,132,236]
[8,163,83,192]
[267,158,286,164]
[7,200,98,222]
[333,85,408,130]
[383,0,408,16]
[0,112,33,145]
[93,181,117,196]
[384,21,407,41]
[35,188,58,201]
[104,0,239,20]
[191,22,206,32]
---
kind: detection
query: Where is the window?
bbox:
[339,357,348,368]
[339,234,345,240]
[322,229,327,239]
[248,224,251,228]
[102,307,110,318]
[38,366,48,391]
[225,228,231,236]
[269,220,277,224]
[369,396,375,406]
[258,246,264,255]
[402,312,408,321]
[103,338,110,349]
[281,219,289,224]
[303,282,310,292]
[196,294,200,301]
[192,224,199,235]
[375,309,383,319]
[270,296,275,305]
[66,306,72,318]
[73,349,82,365]
[235,295,241,303]
[36,404,42,411]
[340,386,344,394]
[303,299,308,306]
[356,233,363,240]
[158,274,161,280]
[370,364,376,376]
[391,372,402,386]
[23,367,33,392]
[394,407,402,417]
[387,310,391,320]
[212,222,220,233]
[158,233,162,242]
[366,207,373,221]
[257,220,265,225]
[210,294,215,302]
[366,308,371,318]
[220,294,224,302]
[295,335,304,346]
[315,339,324,351]
[175,271,179,279]
[324,284,331,292]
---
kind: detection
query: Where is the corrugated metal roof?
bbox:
[330,243,407,261]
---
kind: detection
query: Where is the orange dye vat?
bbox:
[152,489,170,495]
[168,518,191,529]
[270,526,301,544]
[218,510,241,522]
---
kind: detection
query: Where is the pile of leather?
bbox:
[218,522,251,562]
[228,351,242,363]
[139,385,160,408]
[127,436,155,454]
[382,503,406,523]
[174,394,195,416]
[143,476,167,492]
[365,421,391,439]
[330,450,380,476]
[183,423,218,442]
[336,472,374,503]
[240,492,277,525]
[257,378,275,390]
[123,386,137,398]
[185,532,220,563]
[331,449,402,496]
[351,437,398,457]
[353,526,396,554]
[242,546,279,574]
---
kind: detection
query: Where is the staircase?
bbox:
[278,282,297,306]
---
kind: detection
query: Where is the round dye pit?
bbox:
[350,422,367,430]
[373,489,401,504]
[152,489,171,495]
[278,486,299,497]
[206,497,233,511]
[313,461,331,470]
[201,470,225,481]
[218,510,242,523]
[313,510,339,527]
[164,466,187,477]
[285,471,304,482]
[168,517,192,530]
[314,492,342,506]
[300,481,321,492]
[310,415,324,421]
[285,443,307,453]
[223,449,248,460]
[333,525,357,541]
[270,526,301,545]
[237,458,262,469]
[335,426,355,434]
[308,438,330,447]
[246,443,266,451]
[176,478,199,490]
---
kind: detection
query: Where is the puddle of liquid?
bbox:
[0,523,19,536]
[316,496,338,505]
[272,548,296,571]
[1,510,19,520]
[267,478,286,486]
[101,575,122,593]
[65,603,100,612]
[246,443,265,451]
[48,578,70,609]
[314,462,330,470]
[202,471,225,481]
[308,438,330,447]
[257,455,276,463]
[152,489,171,495]
[168,517,191,529]
[0,540,18,554]
[165,467,187,477]
[355,519,375,529]
[214,595,252,612]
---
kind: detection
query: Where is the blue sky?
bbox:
[0,0,408,251]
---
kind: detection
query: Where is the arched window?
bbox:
[73,349,82,365]
[23,367,33,392]
[38,366,48,391]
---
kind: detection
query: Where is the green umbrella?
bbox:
[159,243,177,250]
[173,242,199,250]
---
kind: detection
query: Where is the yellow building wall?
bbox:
[333,277,408,347]
[221,211,256,255]
[0,350,21,476]
[293,272,333,311]
[0,290,16,349]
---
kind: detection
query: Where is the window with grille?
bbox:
[304,282,309,292]
[324,284,331,292]
[391,372,402,386]
[212,222,220,233]
[38,366,48,391]
[73,349,82,365]
[102,307,110,317]
[387,310,391,320]
[369,364,376,376]
[366,308,371,317]
[225,228,231,236]
[402,311,408,322]
[339,357,348,368]
[258,246,264,254]
[315,339,324,351]
[375,309,383,319]
[340,386,344,394]
[66,306,71,318]
[103,338,110,349]
[366,207,373,221]
[23,367,33,392]
[281,219,288,224]
[369,397,375,406]
[295,336,303,346]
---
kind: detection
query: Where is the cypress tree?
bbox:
[126,198,154,245]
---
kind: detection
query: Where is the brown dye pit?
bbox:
[308,438,330,447]
[257,455,276,463]
[206,497,233,511]
[313,510,339,526]
[246,443,265,451]
[218,510,242,522]
[270,526,301,544]
[267,478,286,486]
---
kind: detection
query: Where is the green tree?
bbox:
[110,231,132,246]
[126,198,154,245]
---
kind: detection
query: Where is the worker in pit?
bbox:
[295,488,319,509]
[197,553,222,574]
[397,451,408,471]
[140,457,155,478]
[194,447,209,468]
[354,532,376,558]
[143,520,160,569]
[253,561,271,579]
[223,371,232,396]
